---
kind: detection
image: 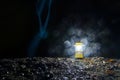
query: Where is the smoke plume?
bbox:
[48,14,110,57]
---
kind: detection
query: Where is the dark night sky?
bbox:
[0,0,120,58]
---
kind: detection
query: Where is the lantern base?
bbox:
[75,53,84,59]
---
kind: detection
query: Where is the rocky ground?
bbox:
[0,57,120,80]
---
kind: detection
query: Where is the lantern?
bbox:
[74,42,84,58]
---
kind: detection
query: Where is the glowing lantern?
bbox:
[74,42,84,58]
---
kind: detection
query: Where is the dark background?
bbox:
[0,0,120,58]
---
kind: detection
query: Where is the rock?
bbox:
[63,77,69,80]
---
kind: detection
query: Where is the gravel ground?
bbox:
[0,57,120,80]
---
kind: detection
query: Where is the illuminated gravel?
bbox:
[0,57,120,80]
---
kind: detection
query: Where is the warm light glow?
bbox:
[74,42,84,52]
